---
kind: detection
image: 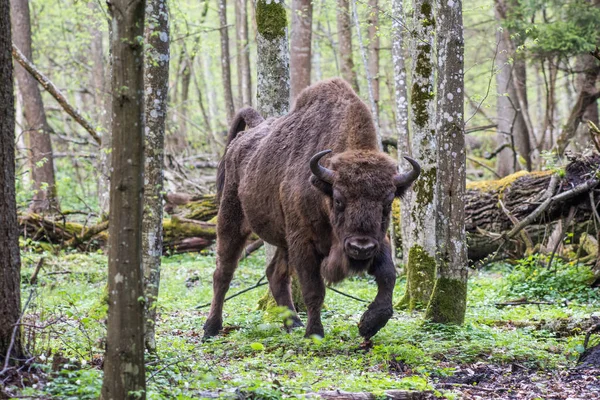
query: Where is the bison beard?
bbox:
[204,78,420,340]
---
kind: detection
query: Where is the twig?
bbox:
[437,382,508,393]
[587,121,600,153]
[241,239,264,259]
[498,198,534,250]
[467,157,501,179]
[11,44,101,145]
[484,143,512,160]
[0,290,35,376]
[196,277,268,309]
[29,257,44,285]
[466,124,497,134]
[327,286,368,303]
[583,323,600,350]
[502,176,596,241]
[495,300,554,308]
[547,207,576,270]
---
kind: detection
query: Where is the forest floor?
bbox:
[3,249,600,399]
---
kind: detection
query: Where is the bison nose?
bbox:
[345,237,377,260]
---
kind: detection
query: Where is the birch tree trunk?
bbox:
[10,0,59,213]
[256,0,290,118]
[142,0,169,353]
[290,0,312,107]
[236,0,252,107]
[367,0,379,118]
[397,0,437,310]
[218,0,235,122]
[424,0,467,324]
[0,0,24,361]
[337,0,359,92]
[101,0,146,397]
[392,0,411,266]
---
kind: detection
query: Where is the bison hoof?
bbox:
[202,320,222,341]
[284,316,304,332]
[358,305,393,339]
[304,324,325,339]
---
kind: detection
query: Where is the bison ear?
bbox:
[395,185,409,198]
[310,175,333,196]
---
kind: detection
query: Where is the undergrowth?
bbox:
[8,249,597,399]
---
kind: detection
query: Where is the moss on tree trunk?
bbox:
[425,277,467,324]
[396,245,436,310]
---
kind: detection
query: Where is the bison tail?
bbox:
[216,107,265,202]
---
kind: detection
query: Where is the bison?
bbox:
[203,78,420,340]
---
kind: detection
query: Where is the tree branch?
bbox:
[12,44,101,145]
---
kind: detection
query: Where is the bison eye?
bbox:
[334,198,345,211]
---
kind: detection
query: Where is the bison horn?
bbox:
[310,149,335,184]
[394,156,421,187]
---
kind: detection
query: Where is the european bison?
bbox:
[204,78,420,340]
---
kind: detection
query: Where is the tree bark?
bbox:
[10,0,59,213]
[494,0,533,176]
[235,0,252,107]
[142,0,170,353]
[367,0,379,118]
[397,0,436,310]
[337,0,359,92]
[101,0,147,397]
[256,0,290,118]
[392,0,411,266]
[290,0,312,107]
[218,0,235,123]
[556,53,600,154]
[89,8,112,217]
[425,0,467,324]
[0,0,24,362]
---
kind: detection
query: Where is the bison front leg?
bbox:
[359,241,396,339]
[290,244,326,338]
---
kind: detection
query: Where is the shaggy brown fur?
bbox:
[204,78,419,340]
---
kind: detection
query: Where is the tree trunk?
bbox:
[255,0,303,310]
[256,0,290,118]
[142,0,170,353]
[10,0,59,213]
[556,52,600,154]
[0,0,24,362]
[290,0,312,107]
[90,7,112,217]
[494,0,532,176]
[218,0,235,123]
[235,0,252,107]
[555,64,600,155]
[367,0,379,118]
[101,0,147,397]
[336,0,359,92]
[425,0,467,324]
[397,0,436,310]
[392,0,411,266]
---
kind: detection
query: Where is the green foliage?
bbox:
[14,249,596,398]
[503,255,599,302]
[504,0,600,57]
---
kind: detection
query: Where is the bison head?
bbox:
[310,149,420,275]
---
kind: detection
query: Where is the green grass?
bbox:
[13,249,597,399]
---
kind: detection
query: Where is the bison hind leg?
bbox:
[266,247,304,330]
[203,191,251,340]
